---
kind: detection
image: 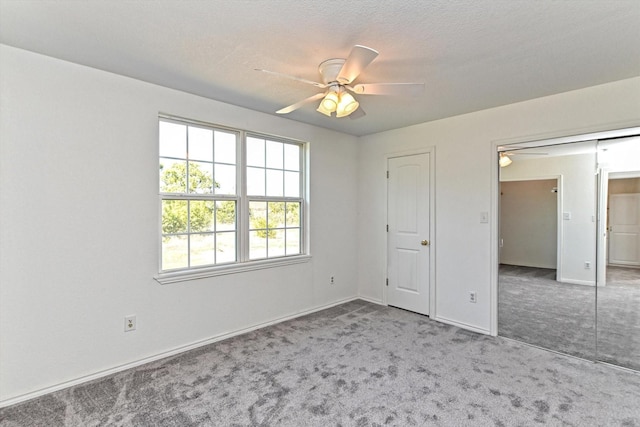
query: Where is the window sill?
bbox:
[154,255,312,285]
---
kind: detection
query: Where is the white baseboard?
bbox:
[359,297,492,337]
[559,277,596,286]
[0,296,359,409]
[434,316,491,336]
[356,295,384,305]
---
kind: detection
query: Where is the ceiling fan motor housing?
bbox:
[318,58,346,85]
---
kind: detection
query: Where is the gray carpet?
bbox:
[499,264,640,371]
[2,300,640,426]
[596,266,640,370]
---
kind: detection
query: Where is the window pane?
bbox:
[266,169,284,197]
[284,143,300,171]
[188,161,214,194]
[284,171,300,197]
[162,200,188,234]
[268,202,285,228]
[286,202,300,227]
[249,231,267,259]
[247,167,265,196]
[190,200,214,232]
[159,121,186,159]
[159,159,187,193]
[215,131,236,164]
[216,232,236,264]
[215,201,236,231]
[286,228,300,255]
[268,229,285,257]
[214,164,236,195]
[249,201,267,230]
[247,137,265,167]
[162,235,188,270]
[190,233,215,267]
[188,126,213,161]
[266,140,284,169]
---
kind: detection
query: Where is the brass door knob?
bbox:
[421,240,429,246]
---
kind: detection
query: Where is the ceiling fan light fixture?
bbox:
[321,91,339,112]
[499,153,512,167]
[316,102,333,116]
[336,92,359,118]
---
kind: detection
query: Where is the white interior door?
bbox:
[387,153,430,315]
[608,193,640,266]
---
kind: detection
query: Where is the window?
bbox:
[158,116,306,280]
[246,136,302,259]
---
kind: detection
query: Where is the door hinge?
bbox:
[386,224,389,232]
[386,278,389,287]
[386,171,389,178]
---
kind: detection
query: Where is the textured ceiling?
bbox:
[1,0,639,136]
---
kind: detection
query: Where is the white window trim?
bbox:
[154,254,312,284]
[156,114,310,284]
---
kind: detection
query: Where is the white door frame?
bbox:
[383,146,436,317]
[601,171,640,277]
[597,169,609,287]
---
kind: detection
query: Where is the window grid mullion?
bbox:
[281,145,285,196]
[185,125,191,194]
[239,130,249,263]
[212,201,217,265]
[186,200,192,268]
[160,193,236,200]
[213,229,217,265]
[265,200,270,258]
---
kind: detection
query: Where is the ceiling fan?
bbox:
[499,151,548,167]
[256,45,424,119]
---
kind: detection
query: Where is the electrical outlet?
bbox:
[124,315,136,332]
[469,292,477,303]
[585,261,591,269]
[330,276,335,285]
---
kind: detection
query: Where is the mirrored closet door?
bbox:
[498,129,640,370]
[498,141,598,361]
[595,136,640,371]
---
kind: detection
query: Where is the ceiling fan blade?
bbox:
[256,69,327,89]
[336,45,379,84]
[350,83,425,96]
[506,152,548,156]
[349,107,366,120]
[276,92,325,114]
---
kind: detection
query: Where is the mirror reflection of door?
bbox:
[596,137,640,371]
[498,141,597,361]
[608,178,640,266]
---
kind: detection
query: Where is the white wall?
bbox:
[500,179,558,269]
[0,45,359,404]
[501,153,597,284]
[357,76,640,333]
